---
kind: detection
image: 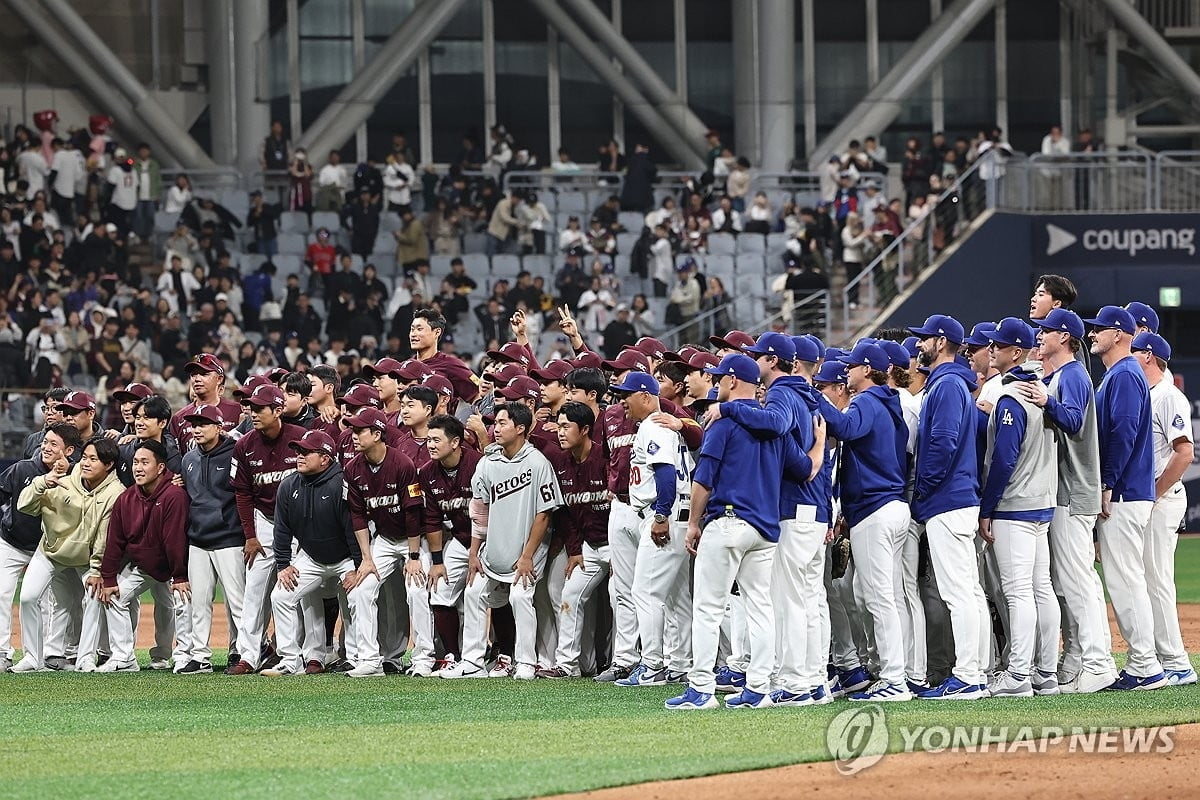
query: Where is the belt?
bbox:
[637,506,691,522]
[615,492,630,505]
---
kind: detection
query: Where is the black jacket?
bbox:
[0,457,49,552]
[274,462,359,569]
[180,435,243,550]
[118,434,183,487]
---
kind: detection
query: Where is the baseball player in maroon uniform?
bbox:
[306,365,342,440]
[410,308,481,405]
[335,384,405,466]
[342,407,430,677]
[538,402,611,678]
[418,414,482,672]
[397,386,437,470]
[363,357,407,428]
[226,383,306,674]
[170,354,244,451]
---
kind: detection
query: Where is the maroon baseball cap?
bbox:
[344,406,389,433]
[112,382,153,404]
[246,384,285,408]
[709,330,755,351]
[602,349,651,374]
[396,359,435,382]
[184,353,225,376]
[362,357,404,379]
[266,367,289,384]
[661,345,703,364]
[530,359,572,383]
[58,391,97,412]
[486,341,532,368]
[182,404,227,427]
[233,375,271,400]
[340,383,383,409]
[623,337,669,361]
[495,376,541,401]
[488,363,527,386]
[289,429,336,457]
[569,351,604,369]
[681,351,721,372]
[424,374,454,400]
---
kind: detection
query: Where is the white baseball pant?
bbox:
[105,565,193,667]
[825,553,863,671]
[773,515,829,693]
[632,514,691,672]
[925,505,989,686]
[725,590,750,673]
[271,551,355,673]
[535,547,566,668]
[848,500,910,685]
[553,541,611,676]
[188,544,246,664]
[350,535,434,671]
[1098,500,1163,677]
[460,544,547,671]
[1049,508,1114,678]
[901,519,928,684]
[144,580,176,663]
[979,537,1010,671]
[991,519,1059,677]
[237,509,277,669]
[688,515,776,695]
[0,539,33,660]
[429,537,472,607]
[1144,487,1190,671]
[606,498,641,669]
[18,551,103,668]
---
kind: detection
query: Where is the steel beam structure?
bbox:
[759,0,795,172]
[1099,0,1200,104]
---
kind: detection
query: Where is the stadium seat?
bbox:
[491,254,522,279]
[277,233,308,255]
[557,192,588,214]
[705,254,735,278]
[430,255,456,277]
[379,211,404,232]
[279,211,309,233]
[238,253,268,274]
[766,232,790,259]
[556,212,578,231]
[367,253,398,276]
[272,254,302,280]
[616,232,640,255]
[708,233,736,255]
[736,254,765,274]
[463,232,489,253]
[372,232,397,254]
[523,254,552,277]
[155,210,178,232]
[219,189,250,220]
[612,253,632,277]
[461,253,490,277]
[311,211,340,232]
[618,211,645,232]
[736,234,765,254]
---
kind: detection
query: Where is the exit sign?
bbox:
[1160,287,1181,308]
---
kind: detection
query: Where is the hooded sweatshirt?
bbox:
[274,462,359,569]
[980,367,1057,521]
[0,456,50,552]
[912,360,980,522]
[720,375,830,523]
[18,467,124,574]
[819,384,907,527]
[180,435,244,550]
[100,471,191,587]
[472,441,563,581]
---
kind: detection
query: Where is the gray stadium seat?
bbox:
[556,212,578,230]
[523,254,552,277]
[279,211,309,233]
[463,232,489,253]
[311,211,340,232]
[155,210,178,232]
[736,254,765,274]
[238,253,268,274]
[708,233,736,255]
[367,253,398,276]
[705,254,735,278]
[616,232,640,254]
[272,254,302,279]
[557,192,588,214]
[461,253,490,277]
[277,233,308,255]
[490,254,522,278]
[430,255,456,277]
[736,234,765,254]
[372,232,397,254]
[766,232,790,259]
[379,212,404,232]
[618,211,645,232]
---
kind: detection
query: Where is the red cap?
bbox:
[58,391,97,412]
[602,350,651,374]
[182,404,227,427]
[682,351,721,372]
[246,384,285,408]
[340,383,383,409]
[486,342,532,368]
[624,337,669,360]
[289,429,337,457]
[362,357,404,379]
[569,351,604,369]
[495,376,541,400]
[344,406,389,433]
[424,374,454,399]
[530,359,572,383]
[709,330,755,351]
[396,359,435,382]
[112,382,153,403]
[184,353,225,376]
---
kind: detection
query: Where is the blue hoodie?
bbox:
[1095,355,1155,502]
[818,385,907,527]
[912,360,980,522]
[721,375,831,523]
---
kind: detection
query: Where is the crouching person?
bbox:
[262,430,369,676]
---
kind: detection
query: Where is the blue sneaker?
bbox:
[907,680,929,695]
[665,686,718,710]
[1166,668,1197,686]
[768,689,812,707]
[714,665,747,693]
[808,684,833,705]
[1106,670,1169,691]
[918,676,988,700]
[614,664,667,687]
[725,688,775,708]
[850,680,913,702]
[838,666,872,693]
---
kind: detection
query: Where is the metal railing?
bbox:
[1154,151,1200,211]
[655,287,831,351]
[1136,0,1200,29]
[656,300,737,351]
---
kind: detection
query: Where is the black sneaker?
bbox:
[177,660,213,675]
[260,649,282,672]
[593,663,633,683]
[382,660,404,675]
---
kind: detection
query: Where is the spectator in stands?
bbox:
[343,190,381,259]
[555,247,588,312]
[260,121,290,171]
[304,228,337,297]
[457,132,484,171]
[133,143,161,241]
[520,192,552,255]
[485,189,523,257]
[328,254,365,305]
[703,130,723,173]
[702,276,731,333]
[558,215,586,254]
[394,208,428,271]
[242,260,275,331]
[49,138,83,228]
[352,157,383,202]
[684,192,711,228]
[61,310,90,379]
[104,150,139,238]
[585,218,616,263]
[362,263,388,306]
[383,153,415,212]
[668,257,701,341]
[726,158,751,212]
[744,192,772,235]
[620,143,657,213]
[601,303,638,358]
[861,181,887,218]
[711,196,742,234]
[577,276,616,335]
[864,135,887,166]
[316,150,350,212]
[552,148,581,174]
[928,131,950,165]
[646,196,682,234]
[841,212,869,309]
[288,149,314,214]
[902,137,931,206]
[486,124,514,178]
[649,223,674,298]
[1039,124,1071,209]
[832,175,858,229]
[425,197,461,256]
[165,174,192,215]
[246,191,280,257]
[598,139,625,179]
[591,195,622,234]
[182,196,240,242]
[475,297,509,345]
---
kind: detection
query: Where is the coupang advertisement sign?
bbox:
[1034,215,1200,265]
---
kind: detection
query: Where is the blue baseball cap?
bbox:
[1125,301,1159,332]
[1131,332,1172,361]
[743,332,796,362]
[1030,308,1085,339]
[609,371,660,396]
[803,333,825,354]
[907,314,966,346]
[813,361,849,385]
[690,386,721,410]
[880,340,911,368]
[985,317,1037,349]
[838,341,890,371]
[964,321,998,348]
[901,336,919,359]
[824,346,850,362]
[704,353,760,383]
[1082,305,1137,334]
[791,335,822,364]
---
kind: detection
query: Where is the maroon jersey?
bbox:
[547,443,610,556]
[384,407,403,429]
[307,412,341,441]
[337,423,406,467]
[344,446,425,541]
[170,398,244,452]
[419,352,480,404]
[417,446,481,549]
[230,422,306,537]
[396,430,433,471]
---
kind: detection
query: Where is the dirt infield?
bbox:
[549,604,1200,800]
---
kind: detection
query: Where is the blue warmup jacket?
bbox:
[1095,356,1155,502]
[720,375,830,524]
[912,360,980,522]
[818,385,906,528]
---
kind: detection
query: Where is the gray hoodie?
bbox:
[472,441,563,581]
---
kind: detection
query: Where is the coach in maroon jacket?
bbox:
[97,439,192,672]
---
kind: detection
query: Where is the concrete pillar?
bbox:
[759,0,796,172]
[203,0,236,165]
[234,0,271,175]
[732,0,760,165]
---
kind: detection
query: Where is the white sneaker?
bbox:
[408,662,435,677]
[97,660,140,673]
[988,670,1034,698]
[439,660,487,679]
[346,663,385,678]
[10,656,42,673]
[1062,669,1117,694]
[259,664,299,677]
[1033,670,1060,696]
[74,658,98,673]
[148,659,171,671]
[433,654,458,676]
[488,655,514,678]
[513,664,536,680]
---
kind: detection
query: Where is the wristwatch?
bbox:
[653,513,669,524]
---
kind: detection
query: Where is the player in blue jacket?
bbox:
[908,314,989,701]
[1083,305,1168,691]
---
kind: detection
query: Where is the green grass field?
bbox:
[3,537,1200,800]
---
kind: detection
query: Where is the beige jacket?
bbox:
[18,469,123,576]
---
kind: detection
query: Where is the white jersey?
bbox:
[1149,378,1192,483]
[978,372,1004,406]
[629,416,692,515]
[107,166,140,211]
[898,388,920,456]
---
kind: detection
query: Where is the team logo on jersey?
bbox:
[1173,414,1186,430]
[491,469,533,502]
[647,441,660,455]
[407,483,422,498]
[1000,409,1014,426]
